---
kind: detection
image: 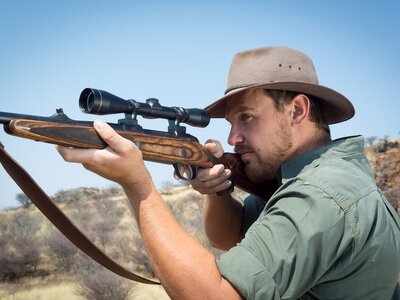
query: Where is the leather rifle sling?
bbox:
[0,142,160,285]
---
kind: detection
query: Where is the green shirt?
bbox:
[217,136,400,299]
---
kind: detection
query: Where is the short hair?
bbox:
[263,89,331,135]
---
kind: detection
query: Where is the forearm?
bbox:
[203,192,243,250]
[123,171,241,300]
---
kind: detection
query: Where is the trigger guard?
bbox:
[173,164,197,180]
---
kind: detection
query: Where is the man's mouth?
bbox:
[240,151,253,160]
[235,146,254,161]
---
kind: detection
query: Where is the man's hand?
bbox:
[189,139,232,195]
[57,120,150,188]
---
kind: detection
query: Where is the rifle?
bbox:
[0,88,277,198]
[0,88,278,284]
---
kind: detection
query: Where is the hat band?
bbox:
[225,82,267,94]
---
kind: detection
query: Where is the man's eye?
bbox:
[240,113,253,122]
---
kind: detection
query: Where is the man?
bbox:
[58,46,400,299]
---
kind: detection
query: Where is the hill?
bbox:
[366,137,400,213]
[0,185,205,299]
[0,137,399,299]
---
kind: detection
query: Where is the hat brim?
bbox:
[205,81,355,125]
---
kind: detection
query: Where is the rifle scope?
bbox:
[79,88,210,128]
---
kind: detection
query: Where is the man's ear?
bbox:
[290,94,310,125]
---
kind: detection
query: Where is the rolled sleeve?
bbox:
[217,246,280,299]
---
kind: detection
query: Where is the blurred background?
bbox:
[0,0,399,209]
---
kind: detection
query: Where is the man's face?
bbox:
[225,89,293,182]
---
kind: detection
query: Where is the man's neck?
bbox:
[289,128,331,161]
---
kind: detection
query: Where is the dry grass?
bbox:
[0,280,170,300]
[0,282,81,300]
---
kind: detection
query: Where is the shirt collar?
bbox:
[280,135,364,183]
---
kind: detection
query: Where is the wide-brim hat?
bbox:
[206,46,355,124]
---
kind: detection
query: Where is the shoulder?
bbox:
[265,178,347,233]
[287,152,377,211]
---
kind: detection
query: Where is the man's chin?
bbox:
[245,167,265,183]
[245,164,276,183]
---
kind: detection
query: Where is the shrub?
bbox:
[45,228,78,273]
[15,193,32,208]
[52,187,100,203]
[365,136,377,147]
[75,257,135,300]
[0,212,42,280]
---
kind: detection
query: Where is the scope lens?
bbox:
[85,90,95,112]
[79,88,102,114]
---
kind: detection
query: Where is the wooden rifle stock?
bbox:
[4,117,278,200]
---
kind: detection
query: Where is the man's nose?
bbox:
[227,126,244,146]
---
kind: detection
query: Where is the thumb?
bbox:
[204,139,224,158]
[93,120,133,153]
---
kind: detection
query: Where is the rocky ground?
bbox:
[366,138,400,213]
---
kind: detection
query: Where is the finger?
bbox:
[191,178,232,194]
[93,120,135,154]
[56,145,99,164]
[190,166,231,191]
[204,139,224,158]
[191,174,231,190]
[196,164,231,181]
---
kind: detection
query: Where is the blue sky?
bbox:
[0,0,399,209]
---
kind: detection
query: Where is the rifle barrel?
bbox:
[0,111,62,125]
